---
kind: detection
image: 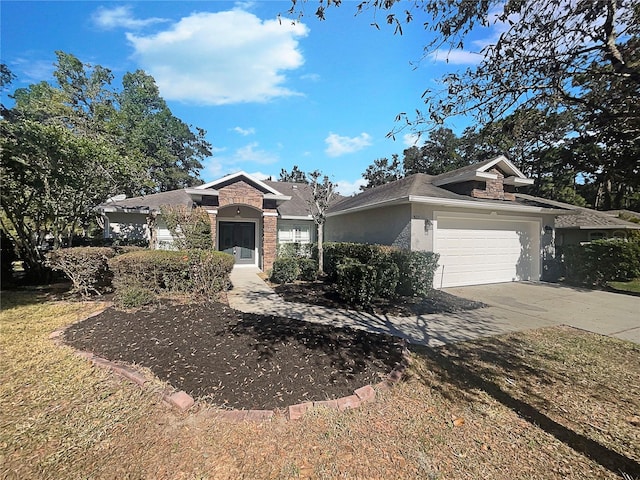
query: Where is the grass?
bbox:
[1,289,639,479]
[608,278,640,294]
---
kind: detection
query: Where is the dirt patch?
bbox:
[273,280,485,316]
[63,301,404,410]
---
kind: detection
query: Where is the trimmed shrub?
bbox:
[392,250,440,297]
[336,259,377,305]
[276,242,317,259]
[563,238,640,285]
[371,253,400,298]
[47,247,118,296]
[323,242,381,281]
[297,258,319,281]
[109,249,234,298]
[270,257,300,284]
[115,285,157,309]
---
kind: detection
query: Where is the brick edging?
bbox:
[51,313,412,422]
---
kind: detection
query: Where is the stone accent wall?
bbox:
[263,212,278,271]
[218,181,264,209]
[470,168,515,201]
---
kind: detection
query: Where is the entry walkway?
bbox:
[228,267,640,346]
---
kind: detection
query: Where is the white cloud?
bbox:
[335,178,367,196]
[92,6,168,30]
[126,10,309,105]
[324,132,372,157]
[403,132,421,147]
[232,126,255,136]
[428,48,483,65]
[247,171,274,181]
[235,142,279,164]
[10,57,55,83]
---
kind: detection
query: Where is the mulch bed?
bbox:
[63,301,404,410]
[274,281,486,316]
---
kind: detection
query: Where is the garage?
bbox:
[434,214,541,288]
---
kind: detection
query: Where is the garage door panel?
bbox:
[434,216,539,288]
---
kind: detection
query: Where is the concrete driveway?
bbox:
[443,282,640,344]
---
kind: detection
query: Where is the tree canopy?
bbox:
[279,165,309,183]
[0,52,213,278]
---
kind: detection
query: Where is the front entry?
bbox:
[219,221,256,265]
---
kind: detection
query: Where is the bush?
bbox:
[336,259,377,305]
[115,285,157,309]
[277,242,317,259]
[371,253,400,298]
[297,258,319,281]
[270,257,300,284]
[563,238,640,285]
[323,243,382,281]
[47,247,118,296]
[109,250,234,298]
[392,250,440,297]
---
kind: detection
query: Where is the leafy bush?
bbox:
[161,205,213,250]
[297,258,319,281]
[371,253,400,298]
[109,249,234,298]
[323,242,381,281]
[336,259,377,305]
[392,250,440,297]
[563,239,640,285]
[47,247,118,296]
[276,242,317,259]
[270,257,300,284]
[115,285,157,309]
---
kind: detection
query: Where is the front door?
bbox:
[219,222,256,265]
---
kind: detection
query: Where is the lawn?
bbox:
[608,278,640,294]
[1,289,639,479]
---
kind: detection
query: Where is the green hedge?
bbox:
[336,260,378,305]
[323,242,383,281]
[270,257,300,284]
[392,250,440,297]
[563,238,640,285]
[109,249,234,298]
[276,242,317,259]
[297,258,319,281]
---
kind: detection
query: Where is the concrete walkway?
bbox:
[228,266,640,346]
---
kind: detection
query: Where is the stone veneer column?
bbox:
[206,210,217,249]
[263,211,278,271]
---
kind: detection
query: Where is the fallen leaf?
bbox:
[453,417,465,427]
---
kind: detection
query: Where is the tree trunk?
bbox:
[317,221,324,274]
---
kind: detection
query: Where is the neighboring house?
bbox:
[98,172,318,271]
[98,155,634,288]
[515,195,640,246]
[325,156,567,288]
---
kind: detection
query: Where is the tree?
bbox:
[1,53,213,277]
[279,165,309,183]
[307,170,335,274]
[116,70,210,194]
[402,127,469,175]
[296,1,639,138]
[360,155,404,190]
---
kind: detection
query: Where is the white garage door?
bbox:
[434,216,540,288]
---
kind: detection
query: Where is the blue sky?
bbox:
[1,1,490,194]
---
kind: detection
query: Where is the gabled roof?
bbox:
[197,171,285,197]
[432,155,534,187]
[329,169,562,216]
[263,181,313,218]
[98,189,194,213]
[516,194,640,230]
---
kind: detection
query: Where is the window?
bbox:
[278,224,311,243]
[588,231,607,241]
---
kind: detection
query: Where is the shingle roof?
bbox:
[328,173,509,213]
[98,189,194,212]
[263,181,314,217]
[516,194,640,230]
